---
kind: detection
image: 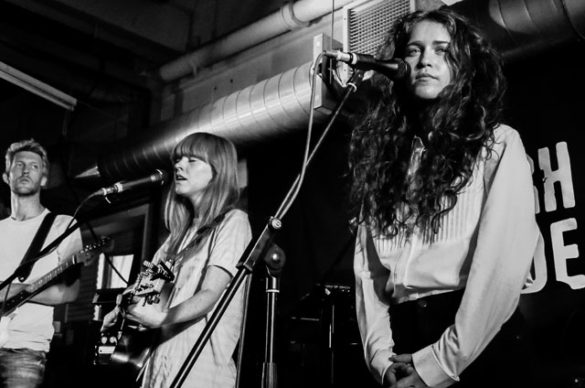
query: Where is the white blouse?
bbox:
[354,125,540,387]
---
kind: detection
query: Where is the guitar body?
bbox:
[98,262,174,379]
[110,326,160,372]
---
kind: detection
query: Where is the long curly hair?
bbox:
[349,8,506,236]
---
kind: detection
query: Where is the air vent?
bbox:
[343,0,415,55]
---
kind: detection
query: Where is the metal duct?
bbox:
[451,0,585,61]
[79,0,585,183]
[159,0,356,82]
[88,61,328,181]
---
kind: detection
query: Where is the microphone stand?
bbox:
[0,190,123,298]
[169,68,366,388]
[0,177,169,303]
[262,244,285,388]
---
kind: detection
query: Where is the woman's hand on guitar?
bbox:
[101,306,121,332]
[126,302,167,329]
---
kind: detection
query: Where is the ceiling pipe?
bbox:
[158,0,355,82]
[451,0,585,61]
[0,60,77,110]
[78,0,585,183]
[78,61,329,182]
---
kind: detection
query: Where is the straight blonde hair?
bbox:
[164,132,240,255]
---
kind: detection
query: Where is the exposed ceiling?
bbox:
[3,0,583,206]
[0,0,265,208]
[0,0,282,97]
[0,1,178,98]
[0,0,281,199]
[0,0,184,200]
[0,0,280,134]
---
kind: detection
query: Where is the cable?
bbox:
[275,52,325,218]
[64,180,129,287]
[59,110,129,286]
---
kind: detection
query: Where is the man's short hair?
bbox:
[5,139,50,179]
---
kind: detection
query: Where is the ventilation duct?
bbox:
[344,0,414,54]
[78,0,412,183]
[86,61,329,182]
[79,0,585,183]
[159,0,356,82]
[451,0,585,61]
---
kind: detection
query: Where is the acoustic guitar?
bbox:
[98,258,175,378]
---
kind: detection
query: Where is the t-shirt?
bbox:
[142,209,252,388]
[0,209,83,352]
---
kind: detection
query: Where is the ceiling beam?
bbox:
[4,0,187,56]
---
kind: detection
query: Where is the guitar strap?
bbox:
[17,212,57,282]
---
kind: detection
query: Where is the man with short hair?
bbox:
[0,139,82,388]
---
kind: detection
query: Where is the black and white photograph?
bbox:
[0,1,583,387]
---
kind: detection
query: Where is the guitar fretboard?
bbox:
[2,255,79,315]
[28,255,78,292]
[1,237,110,316]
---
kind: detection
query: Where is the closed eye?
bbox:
[435,45,449,55]
[405,46,421,57]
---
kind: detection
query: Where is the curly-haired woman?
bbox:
[351,8,539,388]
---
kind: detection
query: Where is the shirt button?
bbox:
[417,300,428,308]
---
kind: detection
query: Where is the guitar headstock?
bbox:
[77,236,115,266]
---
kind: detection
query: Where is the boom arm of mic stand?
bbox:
[169,69,367,388]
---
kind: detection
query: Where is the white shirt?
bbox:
[142,209,252,388]
[0,209,83,352]
[354,125,540,387]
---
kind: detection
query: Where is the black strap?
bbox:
[17,212,57,282]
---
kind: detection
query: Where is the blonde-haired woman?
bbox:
[104,132,251,388]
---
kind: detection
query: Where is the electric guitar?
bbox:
[98,259,175,376]
[0,236,114,346]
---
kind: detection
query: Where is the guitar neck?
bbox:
[29,255,79,292]
[2,255,79,315]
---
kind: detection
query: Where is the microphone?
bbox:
[91,169,169,197]
[324,50,410,80]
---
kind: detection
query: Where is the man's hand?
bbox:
[0,283,28,299]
